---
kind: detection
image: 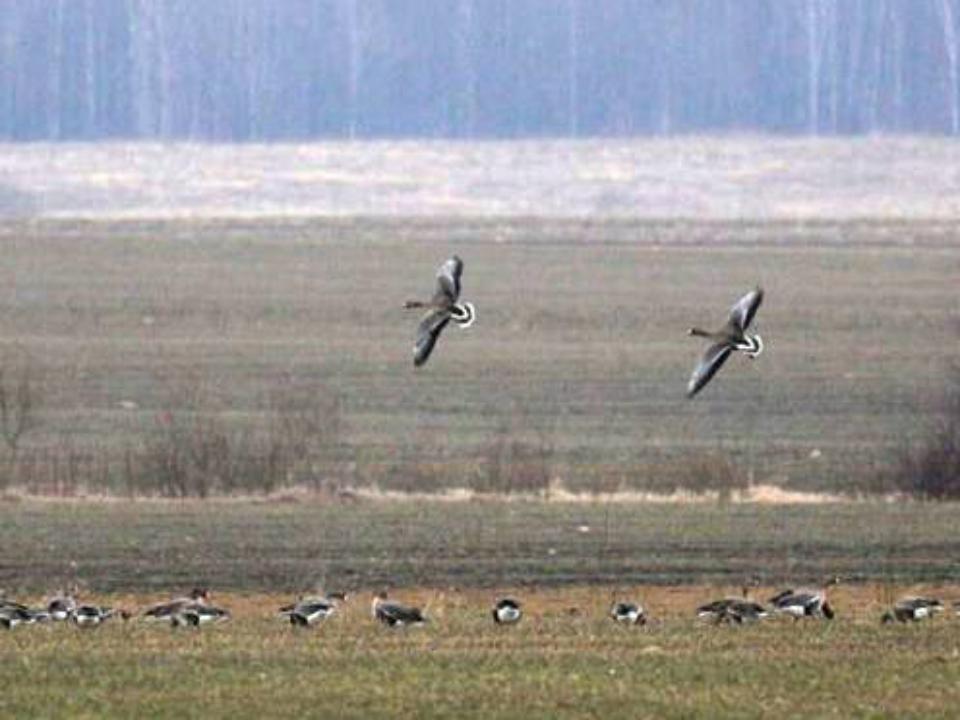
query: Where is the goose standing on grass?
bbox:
[372,591,427,627]
[686,287,764,398]
[405,256,476,367]
[142,588,209,622]
[881,597,944,623]
[278,594,343,627]
[492,598,522,625]
[610,601,646,626]
[769,577,839,620]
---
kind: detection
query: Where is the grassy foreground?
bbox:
[3,501,960,717]
[3,586,960,718]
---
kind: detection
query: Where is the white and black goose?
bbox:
[686,287,764,398]
[278,594,344,628]
[171,604,230,628]
[71,604,126,628]
[372,592,427,628]
[492,598,522,625]
[405,256,476,367]
[881,596,944,624]
[45,592,78,622]
[0,604,40,630]
[143,588,209,623]
[769,577,839,620]
[610,601,646,626]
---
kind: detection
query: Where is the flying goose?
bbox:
[881,596,944,624]
[769,576,839,620]
[686,287,764,398]
[143,588,209,622]
[491,598,522,625]
[372,592,427,627]
[405,256,476,367]
[610,601,646,625]
[278,594,343,627]
[697,582,767,624]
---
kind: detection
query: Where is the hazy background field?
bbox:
[5,138,960,219]
[0,139,958,500]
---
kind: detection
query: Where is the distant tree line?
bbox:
[1,0,960,140]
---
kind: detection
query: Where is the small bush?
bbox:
[470,414,553,496]
[890,364,960,500]
[670,449,751,502]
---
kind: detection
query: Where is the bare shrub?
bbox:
[126,371,343,498]
[889,363,960,500]
[0,350,42,456]
[471,410,554,496]
[669,449,751,502]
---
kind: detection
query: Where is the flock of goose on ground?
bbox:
[2,580,957,631]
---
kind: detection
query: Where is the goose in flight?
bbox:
[405,256,475,367]
[686,287,764,398]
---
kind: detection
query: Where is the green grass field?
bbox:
[4,588,960,719]
[1,501,960,718]
[0,216,956,496]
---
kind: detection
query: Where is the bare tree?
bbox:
[0,355,42,456]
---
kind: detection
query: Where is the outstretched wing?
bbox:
[727,287,763,332]
[432,256,464,306]
[414,309,452,367]
[687,342,734,398]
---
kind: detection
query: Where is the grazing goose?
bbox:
[0,594,31,615]
[278,595,341,627]
[610,601,646,626]
[71,604,126,628]
[171,604,230,628]
[405,256,476,367]
[697,583,767,625]
[491,598,522,625]
[769,577,839,620]
[143,588,208,622]
[0,604,39,629]
[45,592,78,622]
[686,287,764,398]
[372,592,427,628]
[881,597,944,624]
